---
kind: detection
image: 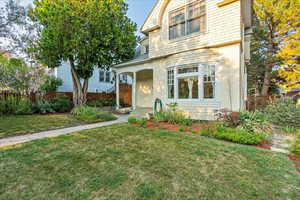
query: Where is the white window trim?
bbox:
[167,63,219,103]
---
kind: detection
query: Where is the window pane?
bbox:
[169,23,185,40]
[178,77,198,99]
[187,18,200,34]
[105,72,110,82]
[204,82,214,99]
[178,66,198,74]
[168,69,174,99]
[99,71,105,82]
[203,65,215,99]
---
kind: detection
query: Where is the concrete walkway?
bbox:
[0,114,129,148]
[270,133,294,154]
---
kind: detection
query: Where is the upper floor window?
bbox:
[169,0,206,40]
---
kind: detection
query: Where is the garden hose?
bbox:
[154,98,163,113]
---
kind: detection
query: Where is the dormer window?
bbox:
[169,0,206,40]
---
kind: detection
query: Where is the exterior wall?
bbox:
[148,0,241,58]
[136,70,153,108]
[152,44,242,119]
[56,62,117,93]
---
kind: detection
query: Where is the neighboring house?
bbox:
[113,0,252,120]
[53,62,131,93]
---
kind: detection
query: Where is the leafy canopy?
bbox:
[29,0,137,79]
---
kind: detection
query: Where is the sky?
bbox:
[18,0,157,34]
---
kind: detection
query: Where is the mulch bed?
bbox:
[254,141,271,150]
[288,155,300,173]
[145,120,216,133]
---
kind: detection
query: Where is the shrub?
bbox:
[138,118,147,128]
[39,76,63,92]
[215,127,266,145]
[178,127,185,132]
[128,116,138,124]
[0,96,33,115]
[200,126,266,145]
[51,95,73,113]
[71,106,117,123]
[15,98,33,115]
[87,99,116,108]
[264,98,300,128]
[238,111,269,133]
[32,101,55,114]
[289,131,300,156]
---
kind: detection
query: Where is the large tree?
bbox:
[0,0,37,56]
[252,0,284,96]
[247,11,282,96]
[276,0,300,91]
[29,0,137,106]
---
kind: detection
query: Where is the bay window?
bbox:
[169,0,206,40]
[167,63,216,100]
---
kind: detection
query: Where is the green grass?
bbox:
[0,114,83,139]
[0,124,299,200]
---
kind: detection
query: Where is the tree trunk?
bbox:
[261,63,273,96]
[69,57,88,107]
[261,31,276,96]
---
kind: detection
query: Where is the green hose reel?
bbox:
[154,98,163,113]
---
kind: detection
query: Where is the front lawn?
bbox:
[0,114,83,139]
[0,124,299,199]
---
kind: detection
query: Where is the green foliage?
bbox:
[264,98,300,128]
[0,96,33,115]
[39,76,63,92]
[32,101,55,114]
[178,127,185,132]
[0,55,49,93]
[215,127,266,145]
[238,111,269,133]
[153,103,193,126]
[29,0,137,106]
[201,126,266,145]
[51,95,73,113]
[128,116,138,124]
[87,99,116,108]
[289,131,300,156]
[280,126,298,135]
[138,119,147,128]
[71,106,117,123]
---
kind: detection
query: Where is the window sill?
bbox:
[168,31,207,44]
[167,99,220,104]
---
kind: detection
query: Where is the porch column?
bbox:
[116,72,120,109]
[132,71,136,109]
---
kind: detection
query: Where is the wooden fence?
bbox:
[0,83,132,106]
[246,96,279,111]
[0,91,38,103]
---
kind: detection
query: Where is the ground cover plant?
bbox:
[264,98,300,129]
[0,124,299,199]
[71,106,117,123]
[0,114,83,139]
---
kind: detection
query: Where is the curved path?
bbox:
[0,114,128,148]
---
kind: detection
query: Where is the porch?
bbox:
[115,65,154,111]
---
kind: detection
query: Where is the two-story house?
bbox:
[113,0,252,120]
